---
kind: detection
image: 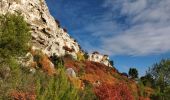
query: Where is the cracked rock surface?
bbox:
[0,0,113,67]
[0,0,80,57]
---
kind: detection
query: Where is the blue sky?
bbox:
[46,0,170,76]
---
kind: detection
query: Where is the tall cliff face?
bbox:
[0,0,113,67]
[0,0,80,57]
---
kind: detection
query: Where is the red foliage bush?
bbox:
[94,82,134,100]
[84,61,117,74]
[63,59,139,100]
[10,90,36,100]
[39,55,56,75]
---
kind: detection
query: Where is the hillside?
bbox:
[0,0,153,100]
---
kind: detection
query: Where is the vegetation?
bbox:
[128,68,138,79]
[140,73,154,88]
[0,58,96,99]
[36,66,79,100]
[0,13,31,99]
[3,12,170,100]
[50,53,64,66]
[145,59,170,100]
[94,82,134,100]
[0,13,97,100]
[0,13,31,60]
[109,60,114,66]
[77,51,85,61]
[83,51,89,60]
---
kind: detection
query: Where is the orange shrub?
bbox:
[68,77,82,89]
[39,55,56,75]
[30,61,37,68]
[94,82,134,100]
[10,90,36,100]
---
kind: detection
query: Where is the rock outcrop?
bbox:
[66,68,76,78]
[0,0,80,58]
[89,52,112,67]
[0,0,113,67]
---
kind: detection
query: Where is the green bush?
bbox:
[137,80,145,97]
[0,13,31,59]
[0,58,34,99]
[83,52,89,60]
[0,13,32,99]
[147,59,170,100]
[79,84,97,100]
[128,68,138,79]
[36,66,79,100]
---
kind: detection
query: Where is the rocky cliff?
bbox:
[0,0,80,58]
[0,0,112,67]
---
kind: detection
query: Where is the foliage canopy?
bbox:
[0,13,31,59]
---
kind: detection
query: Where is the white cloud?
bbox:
[64,0,170,56]
[96,0,170,56]
[101,26,170,56]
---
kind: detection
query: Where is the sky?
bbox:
[46,0,170,76]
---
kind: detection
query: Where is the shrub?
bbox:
[84,51,89,59]
[77,51,85,61]
[63,28,68,32]
[63,46,75,52]
[94,82,134,100]
[55,19,60,27]
[50,53,64,66]
[0,13,31,59]
[0,58,35,99]
[128,68,138,79]
[109,60,114,66]
[79,84,97,100]
[36,66,79,100]
[92,51,99,54]
[64,53,75,60]
[39,55,56,75]
[32,50,56,75]
[138,81,145,97]
[78,66,85,77]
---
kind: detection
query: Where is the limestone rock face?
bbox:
[0,0,113,68]
[0,0,80,57]
[88,52,112,67]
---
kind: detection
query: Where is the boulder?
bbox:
[66,68,76,78]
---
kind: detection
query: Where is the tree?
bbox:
[83,51,89,60]
[140,73,155,87]
[0,13,31,99]
[128,68,138,79]
[148,59,170,100]
[0,13,31,60]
